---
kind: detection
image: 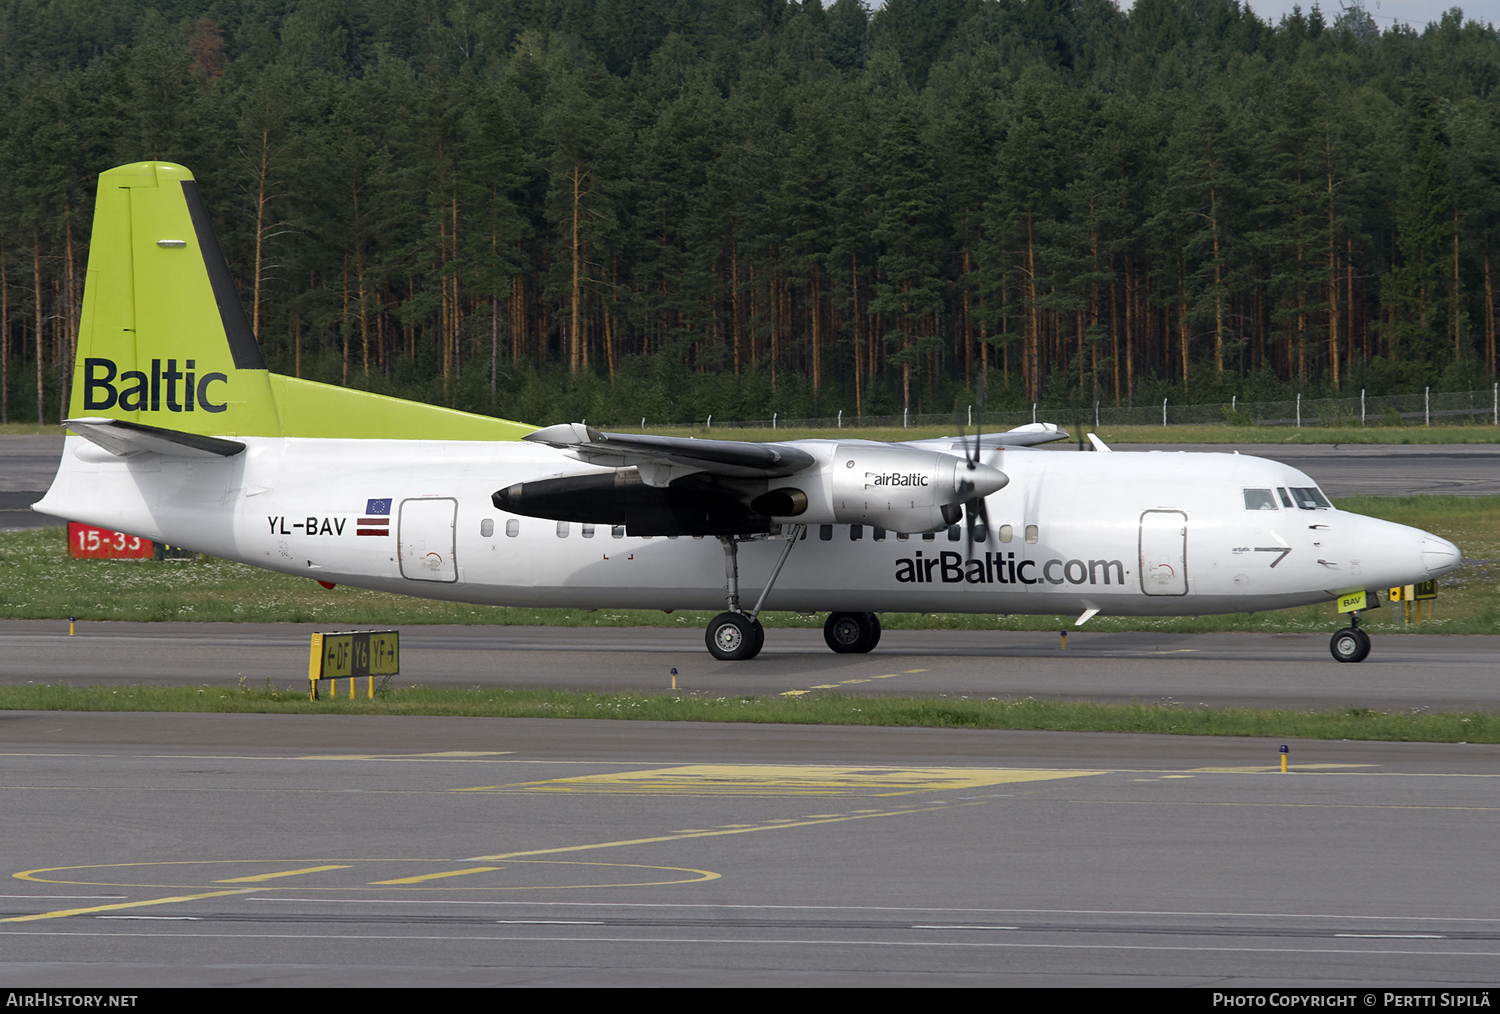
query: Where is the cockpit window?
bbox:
[1289,486,1331,509]
[1243,488,1278,511]
[1277,487,1293,508]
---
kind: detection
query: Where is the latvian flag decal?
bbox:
[358,498,392,537]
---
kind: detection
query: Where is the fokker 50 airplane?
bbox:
[37,163,1462,663]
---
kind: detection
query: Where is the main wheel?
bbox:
[707,612,762,661]
[824,611,879,654]
[1330,627,1368,663]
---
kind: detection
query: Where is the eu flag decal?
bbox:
[358,497,393,536]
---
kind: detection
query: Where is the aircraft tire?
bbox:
[1351,628,1371,662]
[707,612,761,661]
[824,611,879,654]
[1330,627,1367,663]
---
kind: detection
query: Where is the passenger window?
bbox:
[1243,489,1278,511]
[581,524,595,538]
[896,532,909,542]
[480,519,494,538]
[873,527,886,542]
[850,525,863,541]
[998,525,1013,544]
[1277,487,1293,508]
[611,525,625,539]
[1025,525,1038,544]
[947,525,961,541]
[556,521,570,538]
[819,525,833,541]
[922,532,935,542]
[505,519,520,537]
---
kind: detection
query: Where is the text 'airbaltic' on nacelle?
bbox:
[755,443,1008,534]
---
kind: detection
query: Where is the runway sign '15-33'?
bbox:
[308,630,399,700]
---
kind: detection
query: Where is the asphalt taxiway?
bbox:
[3,711,1499,986]
[2,620,1497,713]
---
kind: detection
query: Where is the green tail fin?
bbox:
[72,162,534,442]
[71,161,282,436]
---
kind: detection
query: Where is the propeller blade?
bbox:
[964,496,989,559]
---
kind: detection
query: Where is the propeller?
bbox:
[959,376,991,558]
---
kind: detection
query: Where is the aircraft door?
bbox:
[398,497,458,583]
[1139,510,1188,596]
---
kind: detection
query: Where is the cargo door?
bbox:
[1139,510,1188,596]
[398,497,458,583]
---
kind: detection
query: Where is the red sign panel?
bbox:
[68,522,153,559]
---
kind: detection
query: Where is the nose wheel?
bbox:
[1330,612,1372,663]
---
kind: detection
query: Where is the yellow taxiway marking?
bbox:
[810,684,842,689]
[466,804,968,861]
[904,669,928,673]
[840,679,871,684]
[456,764,1104,797]
[368,867,504,885]
[213,865,351,883]
[0,889,256,923]
[778,690,810,697]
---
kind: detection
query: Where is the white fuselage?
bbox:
[36,438,1457,618]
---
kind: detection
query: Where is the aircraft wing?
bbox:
[523,423,816,486]
[897,422,1069,452]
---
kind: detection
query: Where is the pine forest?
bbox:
[5,0,1500,427]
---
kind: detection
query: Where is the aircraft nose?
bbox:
[1421,535,1462,577]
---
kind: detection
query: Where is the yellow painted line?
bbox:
[466,803,968,862]
[903,669,928,673]
[213,865,350,883]
[778,690,810,697]
[456,764,1103,797]
[840,679,870,684]
[871,675,897,679]
[368,867,504,885]
[1,889,256,923]
[810,684,842,689]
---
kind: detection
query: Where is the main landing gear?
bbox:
[824,611,882,654]
[705,526,806,661]
[1330,610,1372,663]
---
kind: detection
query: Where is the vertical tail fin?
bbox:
[70,162,281,437]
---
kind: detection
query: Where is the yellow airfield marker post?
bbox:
[1280,744,1289,774]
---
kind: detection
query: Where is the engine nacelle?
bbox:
[756,443,1008,534]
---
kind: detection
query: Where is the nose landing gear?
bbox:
[1330,610,1372,663]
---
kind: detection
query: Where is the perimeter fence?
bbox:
[662,384,1500,433]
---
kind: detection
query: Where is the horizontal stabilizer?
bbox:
[524,423,816,479]
[66,417,246,458]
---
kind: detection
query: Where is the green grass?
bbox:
[1,495,1494,633]
[1,682,1492,743]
